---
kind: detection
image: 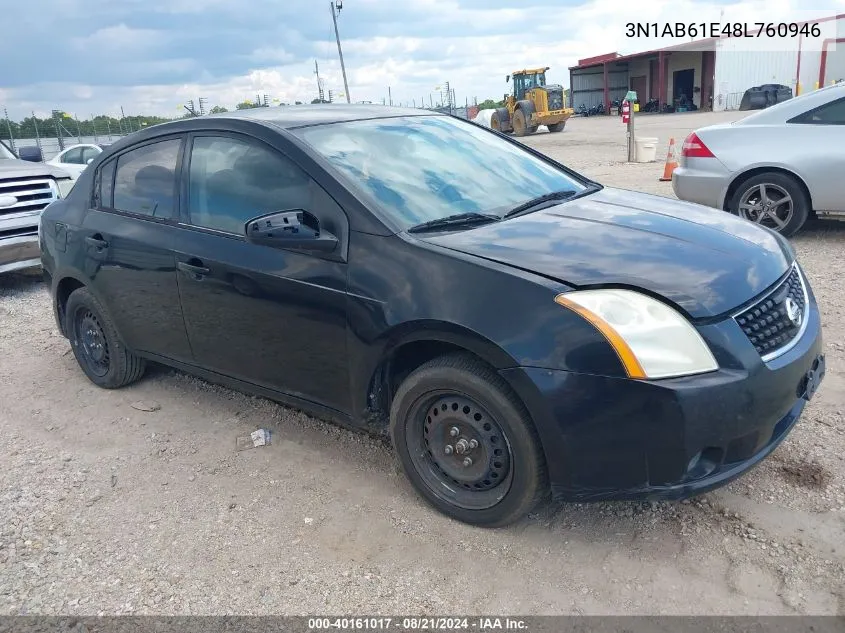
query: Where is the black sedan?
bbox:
[38,105,825,527]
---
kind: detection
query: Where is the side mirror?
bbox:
[86,158,94,165]
[17,146,43,162]
[245,210,338,253]
[505,75,510,83]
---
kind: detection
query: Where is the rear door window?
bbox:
[97,159,116,208]
[113,139,181,218]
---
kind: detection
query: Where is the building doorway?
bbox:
[673,68,695,108]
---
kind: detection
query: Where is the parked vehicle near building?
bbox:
[0,139,73,275]
[672,82,845,236]
[39,105,824,527]
[46,143,110,180]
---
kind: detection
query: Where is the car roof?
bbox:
[206,104,438,129]
[735,82,845,125]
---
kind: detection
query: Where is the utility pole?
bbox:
[388,86,392,106]
[314,60,325,102]
[198,97,207,115]
[3,107,15,154]
[32,111,42,154]
[331,1,351,103]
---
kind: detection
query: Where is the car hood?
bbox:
[0,159,71,180]
[416,187,792,319]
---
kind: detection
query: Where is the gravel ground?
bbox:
[1,111,844,616]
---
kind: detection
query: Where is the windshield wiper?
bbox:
[407,212,500,234]
[503,190,578,219]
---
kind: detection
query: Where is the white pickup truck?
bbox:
[0,140,74,275]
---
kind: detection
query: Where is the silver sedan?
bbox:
[672,82,845,237]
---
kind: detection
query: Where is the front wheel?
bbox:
[729,172,809,237]
[512,109,528,137]
[547,122,565,133]
[490,112,502,132]
[390,354,548,527]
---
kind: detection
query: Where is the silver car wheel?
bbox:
[737,183,794,231]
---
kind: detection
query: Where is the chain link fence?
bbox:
[1,111,143,162]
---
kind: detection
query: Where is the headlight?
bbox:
[554,289,719,380]
[47,178,60,199]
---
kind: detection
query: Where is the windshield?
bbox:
[294,115,587,229]
[0,140,16,160]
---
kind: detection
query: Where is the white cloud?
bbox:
[3,0,845,118]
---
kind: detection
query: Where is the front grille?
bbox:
[0,178,57,217]
[546,88,563,111]
[734,265,807,360]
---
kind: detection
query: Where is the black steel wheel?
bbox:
[390,353,548,527]
[547,122,565,133]
[73,308,110,378]
[729,171,810,237]
[65,287,146,389]
[411,393,514,510]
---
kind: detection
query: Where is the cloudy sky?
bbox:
[1,0,842,119]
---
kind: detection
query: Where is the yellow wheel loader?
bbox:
[490,67,573,137]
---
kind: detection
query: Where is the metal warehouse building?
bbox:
[569,13,844,113]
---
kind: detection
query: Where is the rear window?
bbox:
[789,97,845,125]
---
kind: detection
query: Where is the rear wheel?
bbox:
[390,354,548,527]
[729,172,809,237]
[547,122,565,133]
[65,287,146,389]
[512,109,527,137]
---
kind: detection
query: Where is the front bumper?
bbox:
[500,289,825,502]
[0,234,41,275]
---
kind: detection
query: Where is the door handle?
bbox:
[85,236,108,249]
[177,261,211,276]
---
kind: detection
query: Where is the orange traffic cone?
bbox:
[659,138,678,181]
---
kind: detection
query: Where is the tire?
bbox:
[65,287,146,389]
[547,122,565,133]
[512,109,527,137]
[389,353,548,527]
[490,112,501,132]
[729,171,810,237]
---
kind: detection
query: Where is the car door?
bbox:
[787,95,845,212]
[79,135,193,363]
[173,132,351,413]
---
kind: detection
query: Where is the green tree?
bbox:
[477,99,504,110]
[209,105,228,113]
[236,100,260,110]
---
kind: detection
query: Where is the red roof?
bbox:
[577,52,620,66]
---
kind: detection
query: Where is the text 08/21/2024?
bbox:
[625,22,822,39]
